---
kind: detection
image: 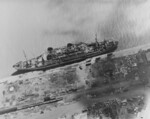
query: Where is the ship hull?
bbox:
[12,45,117,75]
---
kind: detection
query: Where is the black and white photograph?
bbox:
[0,0,150,119]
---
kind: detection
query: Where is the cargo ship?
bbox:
[12,35,118,75]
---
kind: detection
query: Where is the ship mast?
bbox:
[22,50,28,61]
[95,33,99,47]
[95,33,97,42]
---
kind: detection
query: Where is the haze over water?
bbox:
[0,0,150,78]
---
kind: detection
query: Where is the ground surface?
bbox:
[0,44,150,119]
